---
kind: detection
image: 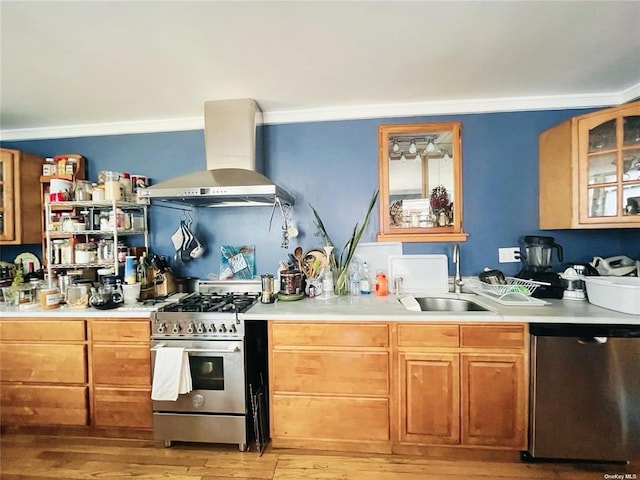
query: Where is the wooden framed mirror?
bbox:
[377,122,468,242]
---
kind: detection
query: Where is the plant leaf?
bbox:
[310,190,379,294]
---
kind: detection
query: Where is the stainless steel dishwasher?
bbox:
[526,323,640,463]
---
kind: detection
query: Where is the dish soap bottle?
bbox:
[375,270,388,296]
[360,261,371,294]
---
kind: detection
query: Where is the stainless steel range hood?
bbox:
[139,99,293,207]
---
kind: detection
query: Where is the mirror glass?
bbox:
[378,122,467,242]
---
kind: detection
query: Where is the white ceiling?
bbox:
[2,1,640,140]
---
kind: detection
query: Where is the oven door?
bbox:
[150,339,246,415]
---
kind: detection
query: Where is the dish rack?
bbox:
[467,277,547,306]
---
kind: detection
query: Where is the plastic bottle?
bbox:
[349,259,360,296]
[321,266,335,298]
[375,271,388,296]
[360,261,371,294]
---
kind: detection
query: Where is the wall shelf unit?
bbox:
[44,200,148,280]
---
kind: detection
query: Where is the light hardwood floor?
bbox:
[1,434,637,480]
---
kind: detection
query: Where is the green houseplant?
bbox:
[310,190,378,295]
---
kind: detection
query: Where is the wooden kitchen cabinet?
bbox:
[0,319,89,426]
[90,318,152,429]
[399,352,460,445]
[461,353,526,448]
[539,101,640,229]
[0,148,45,244]
[269,321,392,453]
[395,322,527,453]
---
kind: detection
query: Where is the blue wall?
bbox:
[2,109,639,278]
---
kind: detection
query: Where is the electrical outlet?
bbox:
[498,247,520,263]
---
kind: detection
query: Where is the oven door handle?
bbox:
[151,344,241,354]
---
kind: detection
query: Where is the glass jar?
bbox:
[109,207,125,230]
[74,242,97,264]
[99,211,110,231]
[60,239,74,264]
[52,239,64,265]
[98,239,114,262]
[73,180,93,201]
[92,183,105,201]
[104,171,122,201]
[120,173,132,202]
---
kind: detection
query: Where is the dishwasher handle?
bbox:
[578,336,608,345]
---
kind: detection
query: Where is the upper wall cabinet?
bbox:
[377,122,468,243]
[0,148,45,245]
[539,101,640,229]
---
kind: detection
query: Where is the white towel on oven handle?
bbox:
[151,347,193,401]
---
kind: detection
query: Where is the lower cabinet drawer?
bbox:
[93,388,153,429]
[0,344,87,383]
[272,395,389,442]
[0,385,88,426]
[0,320,85,342]
[460,324,526,349]
[397,324,459,348]
[272,351,389,395]
[92,345,151,387]
[271,322,389,348]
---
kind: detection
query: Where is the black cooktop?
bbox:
[162,292,259,314]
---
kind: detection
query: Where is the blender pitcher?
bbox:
[521,235,564,271]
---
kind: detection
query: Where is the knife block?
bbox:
[153,270,177,297]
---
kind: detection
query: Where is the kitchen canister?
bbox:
[49,177,73,202]
[103,171,122,201]
[40,287,60,309]
[120,172,132,202]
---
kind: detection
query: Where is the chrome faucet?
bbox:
[453,243,463,293]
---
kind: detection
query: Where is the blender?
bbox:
[516,235,565,298]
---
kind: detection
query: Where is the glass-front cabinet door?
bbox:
[579,106,640,224]
[378,122,467,242]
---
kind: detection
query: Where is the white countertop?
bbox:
[1,292,637,325]
[0,295,188,318]
[244,292,640,325]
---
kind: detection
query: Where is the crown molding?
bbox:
[0,117,204,142]
[2,84,639,141]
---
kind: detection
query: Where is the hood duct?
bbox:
[139,99,293,207]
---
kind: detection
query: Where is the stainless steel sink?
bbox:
[414,297,490,312]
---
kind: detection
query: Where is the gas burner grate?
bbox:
[162,292,259,314]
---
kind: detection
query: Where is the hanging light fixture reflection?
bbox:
[426,138,437,153]
[408,140,417,155]
[392,140,400,153]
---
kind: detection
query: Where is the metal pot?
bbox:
[175,277,198,293]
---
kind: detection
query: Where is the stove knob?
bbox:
[186,323,195,334]
[171,324,181,334]
[219,324,227,333]
[208,324,216,334]
[196,323,205,334]
[157,323,166,334]
[229,324,237,334]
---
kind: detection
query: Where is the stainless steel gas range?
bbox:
[150,279,267,451]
